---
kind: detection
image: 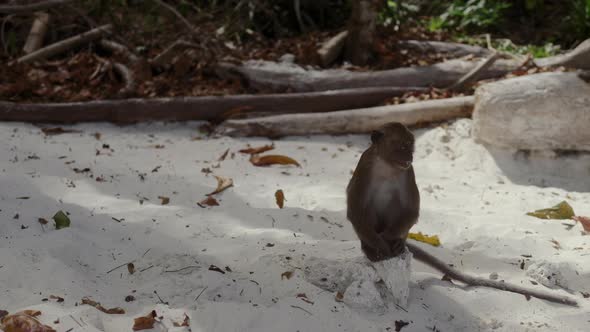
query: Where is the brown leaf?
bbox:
[198,196,219,208]
[173,314,190,327]
[127,263,135,274]
[296,293,314,305]
[81,297,125,314]
[38,218,49,225]
[206,175,233,196]
[0,310,56,332]
[275,189,285,209]
[41,127,80,136]
[335,292,344,302]
[281,271,294,280]
[158,196,170,205]
[239,144,275,155]
[93,132,102,140]
[132,310,157,331]
[218,148,230,161]
[573,216,590,232]
[250,155,300,167]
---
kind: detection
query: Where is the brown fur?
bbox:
[345,122,578,306]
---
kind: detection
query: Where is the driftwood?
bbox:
[215,96,475,137]
[317,31,348,67]
[534,38,590,70]
[23,12,50,54]
[99,39,139,62]
[397,40,492,58]
[216,58,521,92]
[0,87,425,124]
[0,0,72,14]
[112,62,136,97]
[447,51,500,91]
[14,24,112,64]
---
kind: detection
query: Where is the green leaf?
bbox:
[526,201,575,220]
[53,210,71,230]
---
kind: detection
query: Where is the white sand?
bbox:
[0,119,588,332]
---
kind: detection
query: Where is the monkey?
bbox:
[346,122,578,306]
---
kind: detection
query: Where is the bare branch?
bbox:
[0,0,73,14]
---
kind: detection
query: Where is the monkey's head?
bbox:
[370,122,415,169]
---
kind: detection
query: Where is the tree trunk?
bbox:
[345,0,381,66]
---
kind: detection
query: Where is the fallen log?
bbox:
[215,58,520,92]
[534,38,590,70]
[215,96,475,137]
[397,40,492,58]
[14,24,112,64]
[0,0,72,14]
[0,87,425,124]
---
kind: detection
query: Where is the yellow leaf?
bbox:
[250,154,300,167]
[408,232,441,246]
[526,201,575,220]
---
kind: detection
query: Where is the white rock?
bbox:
[472,72,590,151]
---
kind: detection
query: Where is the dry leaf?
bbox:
[93,132,102,140]
[296,293,314,304]
[573,216,590,232]
[40,127,80,135]
[49,295,64,303]
[173,314,190,327]
[158,196,170,205]
[1,310,56,332]
[38,218,49,225]
[81,297,125,314]
[275,190,285,209]
[206,176,233,196]
[218,148,230,161]
[132,310,157,331]
[239,144,275,155]
[198,196,219,208]
[335,292,344,302]
[281,271,294,280]
[127,263,135,274]
[408,232,441,246]
[208,265,225,274]
[526,201,575,220]
[249,155,300,167]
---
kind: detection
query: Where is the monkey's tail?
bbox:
[406,242,579,307]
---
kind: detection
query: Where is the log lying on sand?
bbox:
[397,40,492,58]
[216,59,521,92]
[534,38,590,70]
[0,87,424,124]
[215,96,475,137]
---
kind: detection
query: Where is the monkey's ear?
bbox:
[371,130,384,143]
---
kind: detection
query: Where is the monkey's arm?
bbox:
[406,242,578,306]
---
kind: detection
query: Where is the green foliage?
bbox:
[438,0,512,30]
[379,0,420,28]
[568,0,590,40]
[454,35,561,58]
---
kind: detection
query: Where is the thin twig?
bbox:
[164,265,200,273]
[139,265,154,273]
[194,286,208,301]
[290,305,313,316]
[106,261,133,274]
[447,51,500,91]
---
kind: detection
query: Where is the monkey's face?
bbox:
[371,122,415,169]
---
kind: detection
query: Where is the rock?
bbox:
[303,250,412,310]
[472,72,590,151]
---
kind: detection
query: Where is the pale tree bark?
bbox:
[345,0,382,66]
